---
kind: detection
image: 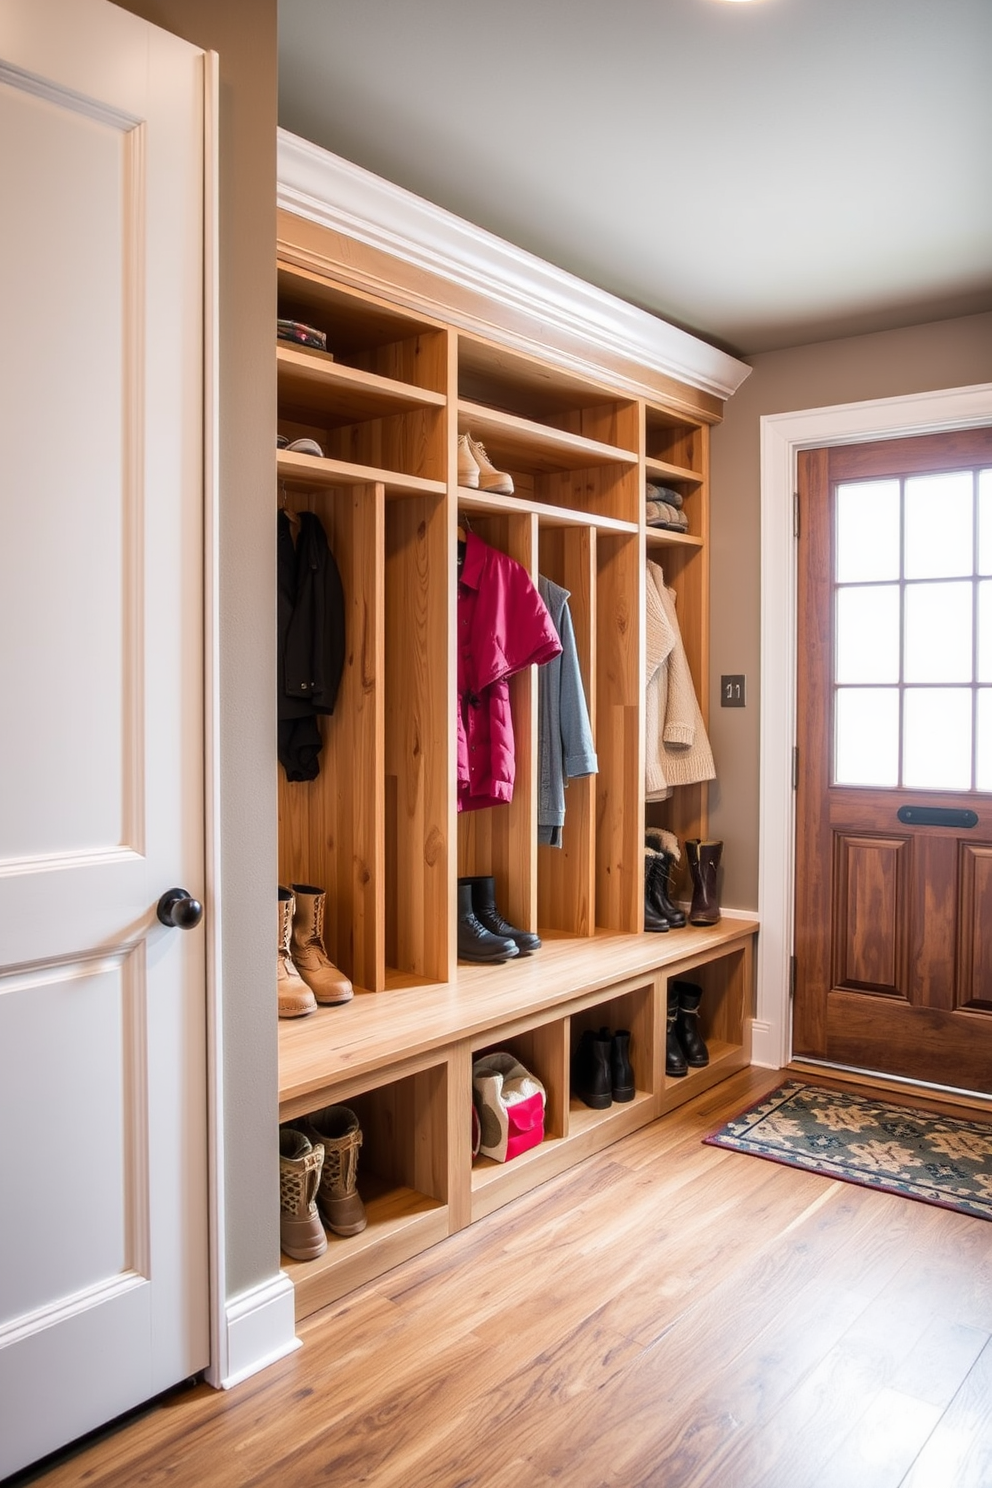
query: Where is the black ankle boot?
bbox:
[574,1028,612,1108]
[666,989,687,1077]
[457,880,518,964]
[606,1027,635,1102]
[466,875,541,955]
[673,981,709,1066]
[685,840,722,926]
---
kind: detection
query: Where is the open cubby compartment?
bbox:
[643,540,710,903]
[568,979,657,1129]
[456,509,540,945]
[278,480,386,993]
[660,941,754,1103]
[280,1056,451,1320]
[468,1015,569,1220]
[384,492,451,987]
[278,263,448,392]
[644,405,707,491]
[537,521,597,937]
[595,531,644,932]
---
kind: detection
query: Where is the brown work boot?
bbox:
[278,1127,327,1260]
[291,884,353,1004]
[299,1105,367,1236]
[278,887,316,1018]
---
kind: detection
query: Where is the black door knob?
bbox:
[157,888,203,929]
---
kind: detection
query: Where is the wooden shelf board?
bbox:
[658,1041,751,1115]
[567,1088,655,1135]
[457,487,638,535]
[277,343,446,423]
[458,400,638,473]
[458,336,637,420]
[645,527,704,550]
[277,449,445,499]
[646,457,703,487]
[279,922,758,1115]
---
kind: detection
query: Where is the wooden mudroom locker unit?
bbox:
[275,204,759,1322]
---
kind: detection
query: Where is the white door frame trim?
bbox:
[756,382,992,1071]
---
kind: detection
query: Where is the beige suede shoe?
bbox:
[468,434,514,495]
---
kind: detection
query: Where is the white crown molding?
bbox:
[277,129,751,405]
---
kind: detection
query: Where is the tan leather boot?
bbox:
[278,1128,327,1260]
[278,887,316,1018]
[299,1105,367,1235]
[290,884,353,1004]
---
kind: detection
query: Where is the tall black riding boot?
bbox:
[673,981,709,1067]
[685,839,722,926]
[466,874,541,955]
[457,880,518,964]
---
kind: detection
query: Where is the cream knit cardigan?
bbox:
[645,560,715,798]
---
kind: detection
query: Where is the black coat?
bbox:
[277,509,345,780]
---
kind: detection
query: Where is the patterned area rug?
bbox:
[705,1080,992,1221]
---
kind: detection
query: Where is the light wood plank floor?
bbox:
[13,1066,992,1488]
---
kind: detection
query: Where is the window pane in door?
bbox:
[905,471,973,579]
[904,581,973,683]
[836,481,900,582]
[836,585,899,683]
[980,469,992,576]
[903,687,972,790]
[835,687,899,786]
[978,689,992,791]
[979,580,992,685]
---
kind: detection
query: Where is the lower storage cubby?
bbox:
[281,1060,450,1320]
[278,922,758,1320]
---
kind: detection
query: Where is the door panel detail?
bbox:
[957,844,992,1011]
[833,833,908,996]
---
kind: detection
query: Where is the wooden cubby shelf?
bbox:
[275,207,755,1322]
[457,401,638,474]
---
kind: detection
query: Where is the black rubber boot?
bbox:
[666,988,688,1077]
[673,981,709,1066]
[467,875,541,955]
[574,1028,612,1108]
[644,852,670,932]
[457,880,518,964]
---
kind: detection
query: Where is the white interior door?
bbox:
[0,1,208,1475]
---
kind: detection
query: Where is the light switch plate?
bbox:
[721,674,746,707]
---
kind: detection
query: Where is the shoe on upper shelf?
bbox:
[458,433,514,495]
[277,318,329,354]
[278,435,325,458]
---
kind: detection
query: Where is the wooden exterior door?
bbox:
[0,1,208,1475]
[793,429,992,1093]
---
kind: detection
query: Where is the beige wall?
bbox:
[708,311,992,911]
[116,0,279,1300]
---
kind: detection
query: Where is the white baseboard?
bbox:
[749,1020,784,1070]
[207,1273,300,1391]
